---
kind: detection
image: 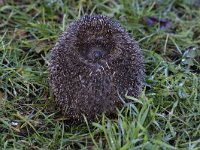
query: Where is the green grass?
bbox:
[0,0,199,149]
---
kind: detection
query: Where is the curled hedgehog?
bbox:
[48,15,144,122]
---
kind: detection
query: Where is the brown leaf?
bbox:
[0,91,4,109]
[0,0,4,5]
[145,16,173,29]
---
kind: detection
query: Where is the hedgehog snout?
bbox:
[88,47,107,61]
[93,50,103,59]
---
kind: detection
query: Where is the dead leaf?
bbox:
[144,16,173,29]
[0,0,4,5]
[0,91,4,109]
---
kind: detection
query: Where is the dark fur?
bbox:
[48,15,144,122]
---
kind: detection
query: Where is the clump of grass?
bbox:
[0,0,199,149]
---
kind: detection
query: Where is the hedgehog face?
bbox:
[79,45,109,61]
[74,17,120,64]
[78,45,111,72]
[88,47,106,60]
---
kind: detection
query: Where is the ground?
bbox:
[0,0,199,149]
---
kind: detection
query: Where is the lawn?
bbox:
[0,0,199,149]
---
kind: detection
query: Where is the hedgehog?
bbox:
[48,15,144,122]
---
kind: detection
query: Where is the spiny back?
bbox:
[48,15,144,122]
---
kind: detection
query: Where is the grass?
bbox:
[0,0,199,149]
